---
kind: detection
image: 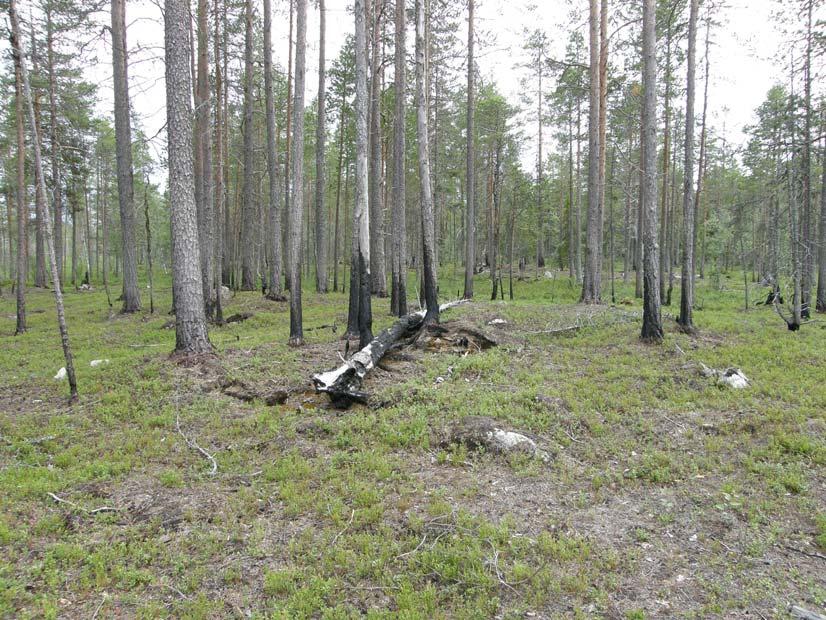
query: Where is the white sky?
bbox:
[72,0,817,171]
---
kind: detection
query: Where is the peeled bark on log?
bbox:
[313,300,466,408]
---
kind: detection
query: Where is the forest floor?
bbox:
[0,270,824,619]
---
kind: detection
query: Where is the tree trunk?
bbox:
[353,0,374,346]
[816,106,826,312]
[581,0,601,303]
[678,0,699,332]
[315,0,328,293]
[30,25,47,290]
[165,0,212,354]
[239,0,256,291]
[641,0,662,342]
[463,0,476,299]
[333,93,346,294]
[659,12,674,305]
[142,176,155,314]
[213,0,224,323]
[13,43,26,335]
[263,0,284,301]
[10,0,78,399]
[196,0,215,318]
[369,0,387,296]
[491,135,502,300]
[46,3,63,284]
[801,0,813,317]
[695,14,710,280]
[416,0,438,324]
[536,39,544,270]
[111,0,141,312]
[288,0,308,345]
[391,0,408,316]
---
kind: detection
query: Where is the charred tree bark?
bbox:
[416,0,438,324]
[313,301,464,407]
[287,0,308,345]
[641,0,662,342]
[368,0,387,296]
[678,0,699,332]
[390,0,408,316]
[352,0,373,347]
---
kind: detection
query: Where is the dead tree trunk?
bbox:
[287,0,308,345]
[390,0,408,316]
[315,0,328,293]
[313,300,465,407]
[416,0,438,324]
[641,0,663,342]
[347,0,374,347]
[678,0,699,332]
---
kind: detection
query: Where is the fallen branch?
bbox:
[175,409,218,476]
[790,606,826,620]
[331,508,356,546]
[47,492,117,514]
[312,300,467,408]
[779,544,826,562]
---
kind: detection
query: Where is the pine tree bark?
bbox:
[463,0,476,299]
[195,0,215,318]
[315,0,328,293]
[816,106,826,312]
[641,0,662,342]
[165,0,212,354]
[213,0,225,322]
[678,0,699,332]
[391,0,408,316]
[352,0,374,346]
[13,39,26,335]
[416,0,438,324]
[10,0,78,398]
[30,25,47,289]
[263,0,284,301]
[581,0,602,303]
[111,0,141,312]
[239,0,256,291]
[288,0,308,345]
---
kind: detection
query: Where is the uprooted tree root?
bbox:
[415,321,498,354]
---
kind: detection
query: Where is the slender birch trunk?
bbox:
[10,0,78,398]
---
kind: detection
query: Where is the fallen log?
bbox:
[312,300,466,408]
